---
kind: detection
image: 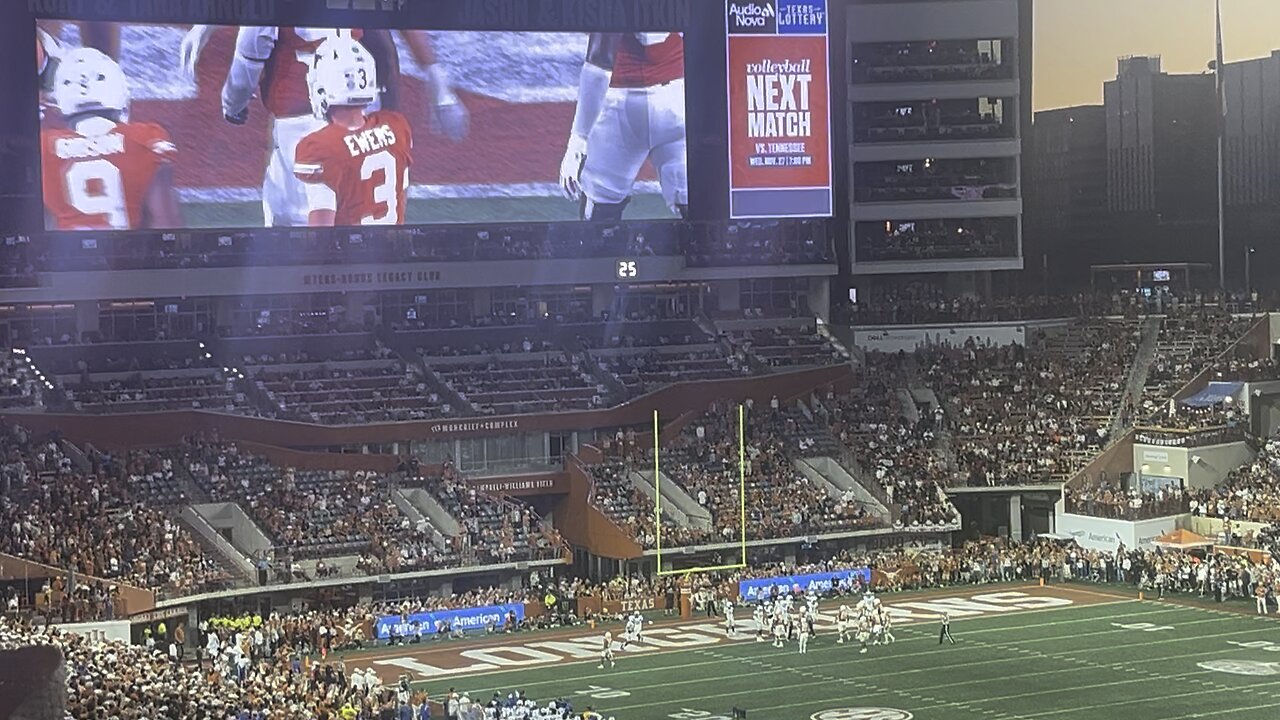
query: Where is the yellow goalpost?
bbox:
[654,404,749,576]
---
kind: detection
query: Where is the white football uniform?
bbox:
[581,33,686,214]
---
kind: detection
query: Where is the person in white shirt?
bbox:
[722,599,736,636]
[797,621,811,654]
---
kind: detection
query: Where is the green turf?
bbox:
[414,598,1280,720]
[178,193,674,228]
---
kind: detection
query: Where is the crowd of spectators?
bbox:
[664,400,881,543]
[811,356,960,526]
[179,441,450,578]
[922,331,1126,485]
[64,373,251,414]
[851,39,1013,84]
[415,459,563,566]
[6,531,1280,720]
[1064,480,1188,521]
[602,347,748,397]
[0,350,45,409]
[728,325,847,369]
[432,353,604,415]
[1190,434,1280,525]
[0,427,232,600]
[854,218,1018,262]
[38,218,832,273]
[840,287,1129,326]
[1139,307,1257,417]
[255,362,450,424]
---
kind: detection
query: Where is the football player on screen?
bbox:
[293,36,413,227]
[178,24,465,226]
[559,32,688,221]
[40,48,181,230]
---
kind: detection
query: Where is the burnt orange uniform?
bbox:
[41,121,176,230]
[294,110,413,226]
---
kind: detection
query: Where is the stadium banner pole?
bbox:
[654,409,662,574]
[739,403,747,568]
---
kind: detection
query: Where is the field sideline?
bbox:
[357,583,1280,720]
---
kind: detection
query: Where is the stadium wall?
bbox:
[234,441,403,473]
[558,455,645,560]
[1133,441,1255,491]
[1053,512,1186,552]
[0,552,155,616]
[1064,429,1135,491]
[2,366,851,448]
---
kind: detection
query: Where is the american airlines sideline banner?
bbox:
[373,603,525,639]
[725,0,832,219]
[739,568,871,601]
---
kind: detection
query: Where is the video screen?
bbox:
[35,21,689,230]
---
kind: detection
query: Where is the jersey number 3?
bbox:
[360,150,406,225]
[66,159,128,229]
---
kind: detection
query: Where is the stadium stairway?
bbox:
[169,453,213,505]
[794,456,893,523]
[178,506,258,587]
[1111,316,1163,442]
[629,468,712,532]
[413,353,477,415]
[397,486,463,537]
[579,348,630,402]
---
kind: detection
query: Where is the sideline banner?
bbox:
[726,0,832,218]
[373,603,525,640]
[739,568,871,601]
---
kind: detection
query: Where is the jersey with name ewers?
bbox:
[294,110,413,226]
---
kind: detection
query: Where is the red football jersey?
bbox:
[261,27,365,119]
[294,110,413,226]
[611,33,684,89]
[41,121,175,230]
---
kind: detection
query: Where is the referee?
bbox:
[938,612,956,645]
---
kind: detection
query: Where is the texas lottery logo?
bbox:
[778,0,827,33]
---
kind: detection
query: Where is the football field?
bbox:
[365,584,1280,720]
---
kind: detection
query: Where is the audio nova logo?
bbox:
[727,0,778,34]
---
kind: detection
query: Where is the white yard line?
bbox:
[412,599,1150,690]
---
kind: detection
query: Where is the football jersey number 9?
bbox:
[360,150,404,225]
[66,159,128,229]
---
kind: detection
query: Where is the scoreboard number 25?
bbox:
[617,259,638,280]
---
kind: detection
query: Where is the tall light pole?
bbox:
[1245,246,1255,296]
[1215,0,1227,290]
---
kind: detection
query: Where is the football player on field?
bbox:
[293,36,413,227]
[559,32,688,221]
[180,24,466,226]
[40,48,181,230]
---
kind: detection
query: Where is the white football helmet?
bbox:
[306,36,379,120]
[53,47,129,117]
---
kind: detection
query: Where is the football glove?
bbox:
[179,25,214,83]
[432,100,469,142]
[559,134,588,201]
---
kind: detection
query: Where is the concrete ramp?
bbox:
[398,487,462,537]
[633,469,712,531]
[799,457,892,522]
[190,502,275,563]
[393,490,450,550]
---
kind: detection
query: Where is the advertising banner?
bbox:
[1054,513,1183,552]
[373,603,525,640]
[738,567,871,601]
[725,0,832,218]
